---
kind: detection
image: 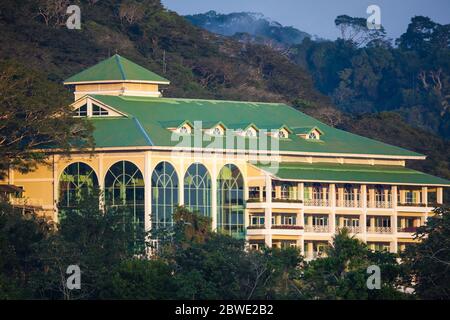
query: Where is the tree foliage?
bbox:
[402,207,450,299]
[0,61,93,179]
[295,229,408,300]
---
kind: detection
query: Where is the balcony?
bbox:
[367,226,392,234]
[335,226,361,234]
[304,225,330,233]
[272,225,303,230]
[247,224,265,230]
[304,198,329,207]
[272,197,303,203]
[342,199,362,208]
[369,200,393,209]
[397,226,418,233]
[398,202,427,207]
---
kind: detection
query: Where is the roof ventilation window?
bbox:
[178,123,192,135]
[74,104,88,117]
[92,104,109,116]
[294,126,323,141]
[277,128,289,139]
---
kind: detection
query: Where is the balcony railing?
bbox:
[304,199,329,207]
[247,225,265,229]
[398,202,427,207]
[369,200,393,208]
[304,225,330,233]
[367,226,392,234]
[397,226,418,233]
[340,199,362,208]
[272,198,303,203]
[271,225,303,230]
[335,226,361,234]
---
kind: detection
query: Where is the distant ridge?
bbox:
[185,10,316,48]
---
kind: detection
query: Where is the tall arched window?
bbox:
[217,164,245,239]
[58,162,99,219]
[184,163,211,217]
[152,162,179,230]
[104,161,145,234]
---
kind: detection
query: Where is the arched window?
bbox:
[152,162,179,230]
[59,162,98,217]
[104,161,145,234]
[217,164,245,239]
[184,163,211,217]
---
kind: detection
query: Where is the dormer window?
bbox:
[294,126,323,140]
[278,130,288,139]
[178,124,192,135]
[212,127,223,136]
[92,104,109,116]
[75,104,88,117]
[246,129,256,137]
[308,131,319,140]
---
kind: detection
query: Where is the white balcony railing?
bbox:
[304,199,329,207]
[335,226,361,234]
[368,200,393,208]
[341,199,362,208]
[305,225,330,233]
[367,226,392,234]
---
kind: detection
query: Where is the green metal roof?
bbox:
[254,162,450,186]
[85,94,424,159]
[64,55,170,84]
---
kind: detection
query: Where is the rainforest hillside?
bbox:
[0,0,448,187]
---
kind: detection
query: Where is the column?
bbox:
[369,217,375,233]
[177,160,184,206]
[275,185,281,200]
[52,155,59,222]
[338,186,344,207]
[392,185,398,253]
[384,189,389,208]
[437,187,443,204]
[297,209,303,228]
[299,182,304,203]
[264,174,272,247]
[211,161,218,231]
[361,185,367,240]
[98,153,105,210]
[392,186,398,209]
[298,237,305,256]
[330,184,336,208]
[330,184,336,234]
[422,187,428,207]
[307,242,313,258]
[368,188,375,208]
[144,152,152,232]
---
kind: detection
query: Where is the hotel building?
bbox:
[3,55,449,259]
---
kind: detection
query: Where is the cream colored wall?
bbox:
[74,82,160,99]
[6,148,441,254]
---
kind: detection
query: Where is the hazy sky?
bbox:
[161,0,450,40]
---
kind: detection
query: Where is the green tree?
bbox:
[0,60,93,179]
[100,259,176,299]
[156,206,302,299]
[31,192,144,299]
[0,201,52,298]
[402,207,450,299]
[296,229,409,299]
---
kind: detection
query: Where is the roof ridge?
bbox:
[115,55,127,80]
[117,95,289,106]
